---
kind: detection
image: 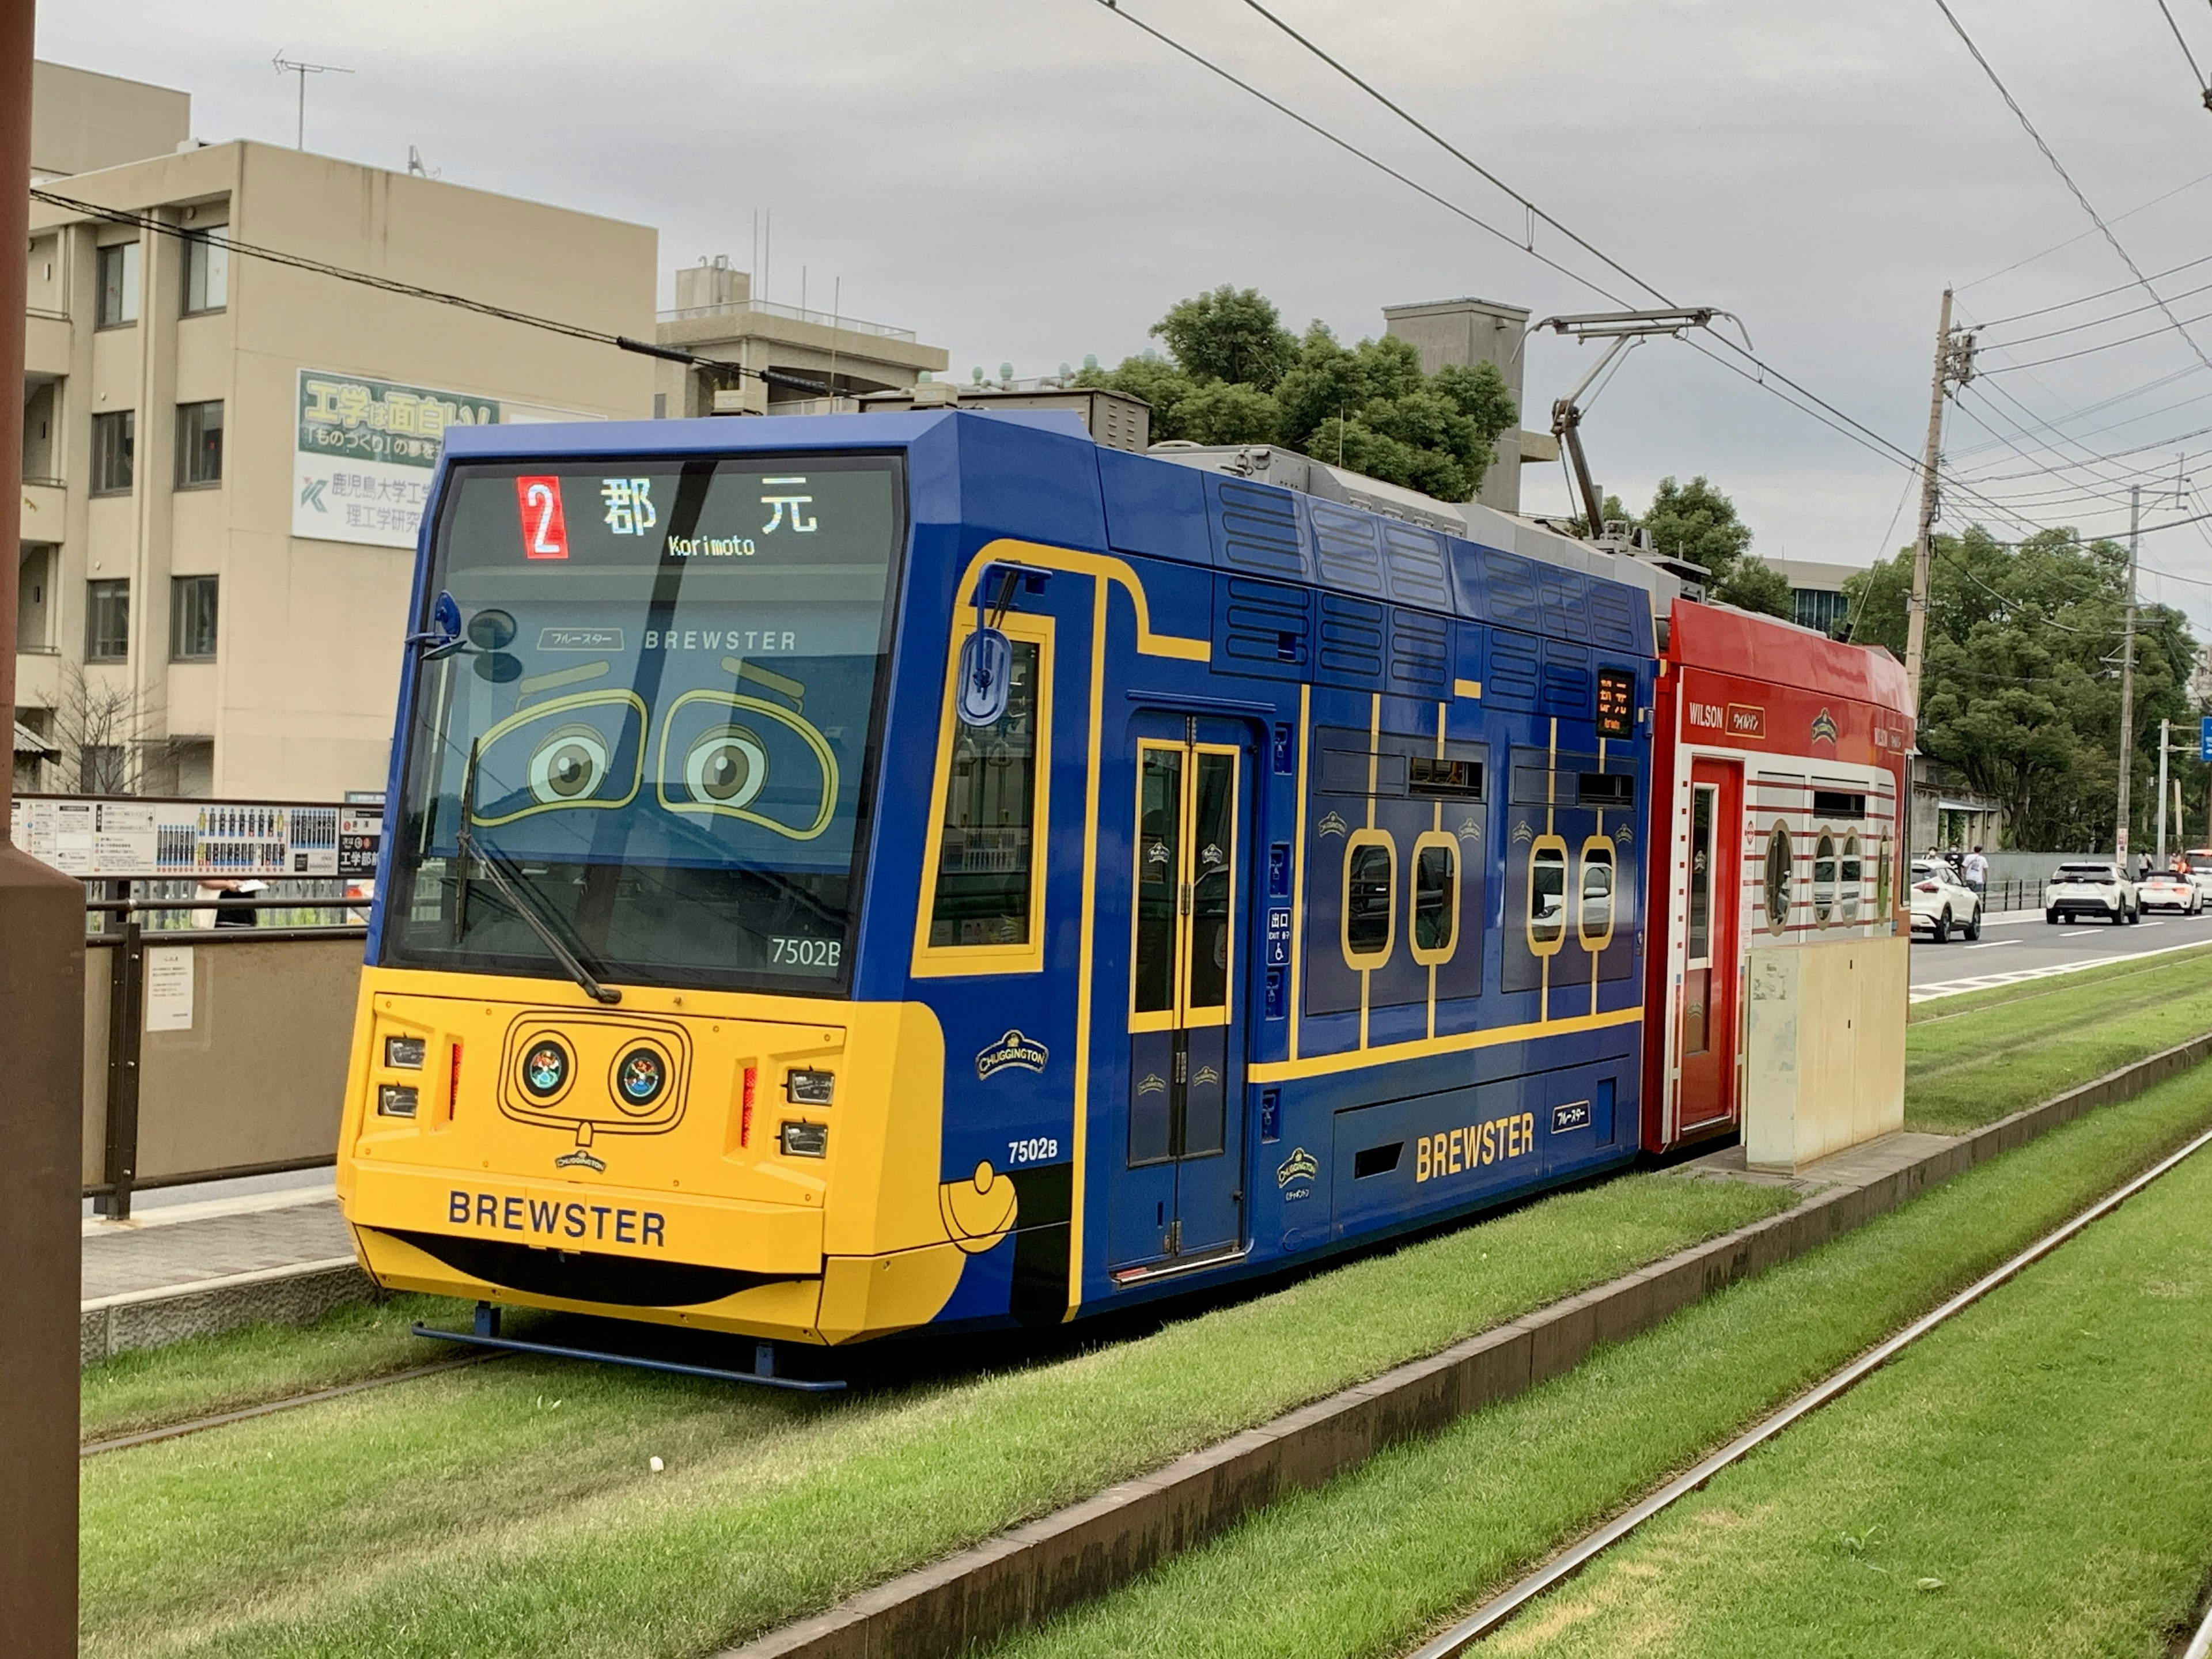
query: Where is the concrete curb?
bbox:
[723,1029,2212,1659]
[79,1257,377,1366]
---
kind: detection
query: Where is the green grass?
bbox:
[1484,1136,2212,1657]
[983,1066,2212,1659]
[1904,945,2212,1132]
[81,1294,471,1442]
[79,1172,1786,1659]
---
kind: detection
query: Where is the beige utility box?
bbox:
[1743,934,1908,1171]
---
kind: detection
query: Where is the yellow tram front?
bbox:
[339,438,971,1346]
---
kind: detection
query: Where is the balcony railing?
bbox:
[656,296,918,342]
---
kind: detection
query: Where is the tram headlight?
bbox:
[682,725,768,809]
[779,1120,828,1158]
[785,1067,835,1106]
[377,1084,419,1118]
[383,1034,426,1070]
[528,724,612,805]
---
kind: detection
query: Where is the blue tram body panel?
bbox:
[378,409,1656,1336]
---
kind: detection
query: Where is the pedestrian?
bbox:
[1963,844,1988,900]
[2139,851,2154,884]
[194,876,265,929]
[1945,844,1965,879]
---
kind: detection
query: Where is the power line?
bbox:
[1933,0,2212,376]
[1969,245,2212,330]
[26,187,840,398]
[1957,165,2212,293]
[2151,0,2212,105]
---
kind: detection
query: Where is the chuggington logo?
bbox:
[1318,810,1349,840]
[975,1029,1049,1080]
[1810,707,1840,745]
[1275,1146,1319,1198]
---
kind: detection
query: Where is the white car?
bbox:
[2046,862,2138,926]
[2183,850,2212,904]
[2138,870,2203,915]
[1909,859,1982,942]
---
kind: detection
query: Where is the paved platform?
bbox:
[79,1184,374,1365]
[1671,1130,1960,1195]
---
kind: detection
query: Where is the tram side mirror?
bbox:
[957,627,1014,728]
[414,590,465,658]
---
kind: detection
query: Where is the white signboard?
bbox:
[144,946,195,1033]
[8,796,360,879]
[292,369,604,551]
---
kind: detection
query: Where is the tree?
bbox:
[49,663,168,796]
[1843,525,2198,850]
[1149,285,1299,391]
[1711,554,1793,619]
[1081,294,1518,501]
[1639,476,1752,582]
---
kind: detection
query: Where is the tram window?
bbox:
[1344,837,1396,963]
[1842,835,1862,921]
[1687,785,1714,964]
[1813,790,1866,818]
[1813,833,1837,925]
[1764,825,1793,931]
[1876,835,1892,917]
[1409,756,1483,799]
[1132,746,1183,1014]
[1580,843,1615,942]
[928,638,1042,949]
[1531,844,1567,946]
[1412,839,1456,956]
[1577,773,1634,809]
[1185,751,1237,1013]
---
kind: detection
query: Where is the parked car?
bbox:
[1910,859,1983,942]
[2046,862,2138,925]
[2139,870,2203,915]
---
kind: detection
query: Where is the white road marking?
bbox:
[1910,936,2212,1002]
[1961,941,2015,950]
[2061,929,2101,937]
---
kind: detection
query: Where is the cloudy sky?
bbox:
[39,0,2212,624]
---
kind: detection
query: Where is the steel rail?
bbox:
[78,1353,505,1459]
[1406,1120,2212,1658]
[2186,1596,2212,1659]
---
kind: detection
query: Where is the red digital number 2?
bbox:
[516,476,569,559]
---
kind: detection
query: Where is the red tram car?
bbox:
[1640,599,1915,1153]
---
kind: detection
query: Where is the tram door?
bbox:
[1113,714,1250,1271]
[1678,759,1742,1131]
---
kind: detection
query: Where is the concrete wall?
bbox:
[1743,934,1908,1170]
[31,61,188,179]
[1382,296,1529,513]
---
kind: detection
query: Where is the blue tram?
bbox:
[337,408,1668,1343]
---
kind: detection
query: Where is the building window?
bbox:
[96,241,141,327]
[182,230,228,314]
[176,401,224,487]
[1792,587,1851,638]
[92,410,135,494]
[81,745,129,796]
[85,579,130,662]
[172,575,218,660]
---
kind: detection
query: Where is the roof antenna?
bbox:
[271,51,353,151]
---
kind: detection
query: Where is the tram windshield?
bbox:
[381,452,902,993]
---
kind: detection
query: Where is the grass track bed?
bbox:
[1488,1135,2212,1657]
[1903,944,2212,1132]
[80,1175,1784,1659]
[983,1068,2212,1659]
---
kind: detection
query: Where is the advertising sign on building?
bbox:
[292,370,604,551]
[292,369,500,550]
[7,795,376,880]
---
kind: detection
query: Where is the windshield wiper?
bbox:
[454,740,622,1005]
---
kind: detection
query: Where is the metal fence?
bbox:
[81,881,363,1218]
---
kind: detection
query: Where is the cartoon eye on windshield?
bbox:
[656,688,838,840]
[469,691,646,826]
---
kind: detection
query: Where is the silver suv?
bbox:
[2046,862,2138,925]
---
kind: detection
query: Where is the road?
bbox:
[1910,901,2212,1001]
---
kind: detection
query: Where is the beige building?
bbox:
[1382,296,1557,515]
[654,255,946,417]
[20,66,657,801]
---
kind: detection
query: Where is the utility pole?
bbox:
[2158,716,2171,865]
[2118,484,2141,865]
[1904,289,1979,712]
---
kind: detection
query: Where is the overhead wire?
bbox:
[1931,0,2212,376]
[2152,0,2212,103]
[1957,165,2212,293]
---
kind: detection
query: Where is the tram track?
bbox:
[79,1353,505,1460]
[1403,1119,2212,1657]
